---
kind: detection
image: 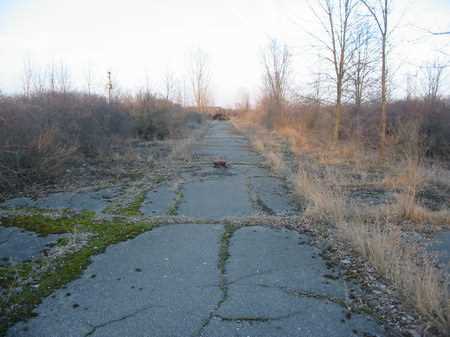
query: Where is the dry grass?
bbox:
[296,163,450,334]
[265,151,285,172]
[233,118,286,173]
[295,167,346,223]
[339,220,449,334]
[236,113,450,335]
[381,122,450,227]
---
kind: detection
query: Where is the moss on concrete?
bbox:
[0,211,96,236]
[0,213,155,336]
[112,192,146,217]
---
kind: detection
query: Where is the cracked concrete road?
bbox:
[6,121,384,337]
[177,122,298,218]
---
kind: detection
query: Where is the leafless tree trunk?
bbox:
[48,61,57,93]
[189,49,210,113]
[163,70,176,101]
[57,62,71,94]
[33,67,46,95]
[350,25,372,109]
[349,23,375,135]
[22,58,33,98]
[262,39,290,128]
[312,0,357,141]
[360,0,390,157]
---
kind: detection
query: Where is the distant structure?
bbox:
[106,71,113,104]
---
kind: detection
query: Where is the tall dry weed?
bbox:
[295,167,346,223]
[338,220,449,334]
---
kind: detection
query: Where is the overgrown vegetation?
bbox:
[0,90,203,198]
[235,95,450,335]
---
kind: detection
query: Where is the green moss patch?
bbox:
[0,211,96,236]
[0,213,155,336]
[218,224,237,277]
[111,192,146,216]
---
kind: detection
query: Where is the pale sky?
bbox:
[0,0,449,106]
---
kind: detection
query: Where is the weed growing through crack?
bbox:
[167,191,184,216]
[113,192,146,217]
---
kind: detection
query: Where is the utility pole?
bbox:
[106,71,113,104]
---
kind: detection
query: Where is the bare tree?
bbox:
[311,0,357,141]
[360,0,391,156]
[311,72,323,105]
[163,70,176,101]
[189,49,210,113]
[347,20,378,136]
[422,60,446,104]
[33,66,46,95]
[22,58,34,98]
[47,61,57,92]
[57,62,71,94]
[349,24,374,109]
[262,39,291,128]
[405,72,418,101]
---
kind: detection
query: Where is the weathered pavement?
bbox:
[4,121,384,337]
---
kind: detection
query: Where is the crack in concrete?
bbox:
[83,304,155,337]
[253,283,349,308]
[246,178,276,216]
[192,225,237,337]
[224,269,277,286]
[213,309,306,323]
[255,195,276,216]
[191,266,350,334]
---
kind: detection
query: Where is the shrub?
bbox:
[0,90,203,197]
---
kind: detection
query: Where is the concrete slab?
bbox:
[223,226,345,300]
[207,226,383,337]
[250,176,298,216]
[191,121,262,164]
[0,188,120,214]
[204,299,382,337]
[178,175,255,219]
[140,184,176,216]
[8,224,224,337]
[0,226,66,265]
[0,197,35,209]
